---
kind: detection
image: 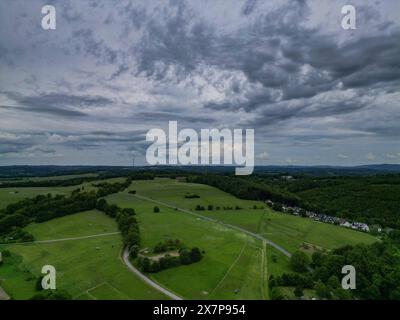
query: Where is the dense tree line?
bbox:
[270,237,400,300]
[311,240,400,299]
[0,172,151,190]
[0,177,98,189]
[188,175,301,206]
[94,179,132,197]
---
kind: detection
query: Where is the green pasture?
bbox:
[0,211,166,300]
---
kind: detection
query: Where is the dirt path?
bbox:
[0,232,121,246]
[34,232,121,244]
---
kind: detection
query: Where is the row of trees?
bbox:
[194,204,242,211]
[0,177,98,189]
[184,193,200,199]
[94,179,132,198]
[96,199,140,258]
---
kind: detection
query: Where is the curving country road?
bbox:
[133,194,292,258]
[122,247,183,300]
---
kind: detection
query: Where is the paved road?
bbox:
[134,194,292,258]
[122,248,183,300]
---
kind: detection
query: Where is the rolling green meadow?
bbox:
[0,210,166,300]
[0,177,126,209]
[127,178,377,252]
[0,175,378,300]
[106,192,267,299]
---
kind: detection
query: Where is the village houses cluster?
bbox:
[265,200,370,232]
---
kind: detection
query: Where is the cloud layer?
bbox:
[0,0,399,165]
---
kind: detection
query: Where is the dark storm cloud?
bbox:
[47,130,148,149]
[135,1,214,80]
[241,0,258,16]
[0,104,87,118]
[132,0,400,120]
[18,93,113,108]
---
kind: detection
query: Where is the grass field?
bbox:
[0,176,126,209]
[106,192,267,299]
[129,178,263,210]
[128,178,377,253]
[0,176,378,300]
[0,210,167,300]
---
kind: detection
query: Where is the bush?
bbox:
[289,251,310,273]
[294,286,303,298]
[189,247,202,263]
[179,249,192,265]
[35,277,44,291]
[153,206,160,213]
[30,290,72,300]
[184,193,200,199]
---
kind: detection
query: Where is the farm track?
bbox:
[0,232,121,245]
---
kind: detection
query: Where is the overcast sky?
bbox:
[0,0,399,166]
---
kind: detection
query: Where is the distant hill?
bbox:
[1,164,400,179]
[254,164,400,176]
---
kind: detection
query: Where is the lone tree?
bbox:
[153,206,160,213]
[289,251,310,273]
